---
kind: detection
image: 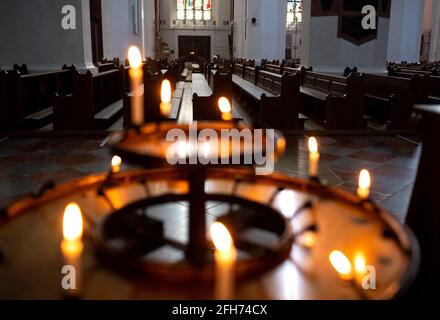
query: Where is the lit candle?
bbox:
[210,222,237,300]
[128,46,144,126]
[61,203,84,296]
[357,169,371,200]
[111,155,122,174]
[329,250,353,281]
[308,137,320,178]
[160,79,172,117]
[218,97,233,121]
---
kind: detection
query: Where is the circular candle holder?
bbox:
[107,121,285,168]
[2,166,419,299]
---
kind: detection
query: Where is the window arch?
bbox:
[177,0,212,21]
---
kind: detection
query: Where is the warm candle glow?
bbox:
[111,155,122,173]
[308,137,318,154]
[308,137,320,177]
[211,222,234,253]
[161,80,172,103]
[357,169,371,200]
[160,79,172,117]
[128,46,144,125]
[63,203,83,242]
[329,250,353,281]
[211,222,237,300]
[218,97,233,121]
[128,46,142,69]
[354,254,366,274]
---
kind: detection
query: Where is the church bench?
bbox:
[232,70,305,130]
[388,69,440,103]
[98,62,118,73]
[364,74,429,130]
[192,71,232,121]
[53,67,125,131]
[300,71,366,130]
[123,67,184,127]
[232,63,245,78]
[208,70,233,101]
[0,65,75,131]
[263,64,283,75]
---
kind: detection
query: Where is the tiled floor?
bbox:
[0,74,422,224]
[0,134,420,223]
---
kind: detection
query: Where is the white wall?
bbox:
[102,0,144,61]
[142,0,155,58]
[159,0,231,60]
[0,0,95,72]
[232,0,286,62]
[387,0,425,63]
[308,16,390,73]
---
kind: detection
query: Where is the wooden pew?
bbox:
[53,67,125,131]
[300,70,366,130]
[0,65,75,131]
[193,70,233,121]
[364,74,429,129]
[232,64,305,130]
[123,66,183,128]
[388,68,440,103]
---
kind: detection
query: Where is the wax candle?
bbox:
[61,203,84,296]
[160,79,172,117]
[128,46,144,126]
[210,222,237,300]
[111,155,122,174]
[308,137,320,178]
[218,97,233,121]
[357,169,371,200]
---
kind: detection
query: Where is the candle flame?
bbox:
[63,203,83,242]
[210,222,234,253]
[308,137,318,154]
[359,169,371,190]
[111,155,122,173]
[128,46,142,69]
[161,80,172,104]
[218,97,233,121]
[329,250,352,279]
[218,97,232,114]
[354,254,366,273]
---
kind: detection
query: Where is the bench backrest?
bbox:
[256,70,283,94]
[302,71,348,96]
[92,67,125,114]
[244,66,256,84]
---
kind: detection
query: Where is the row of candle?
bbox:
[308,137,372,200]
[128,46,233,125]
[60,150,373,299]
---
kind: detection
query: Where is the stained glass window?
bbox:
[286,0,303,27]
[177,0,212,20]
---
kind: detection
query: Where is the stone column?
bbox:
[0,0,96,72]
[429,0,440,61]
[233,0,287,63]
[387,0,425,63]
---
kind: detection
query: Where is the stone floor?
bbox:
[0,73,422,224]
[0,133,421,223]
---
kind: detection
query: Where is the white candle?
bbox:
[111,155,122,174]
[210,222,237,300]
[61,203,84,297]
[357,169,371,200]
[160,79,172,117]
[128,46,144,126]
[218,97,233,121]
[308,137,320,178]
